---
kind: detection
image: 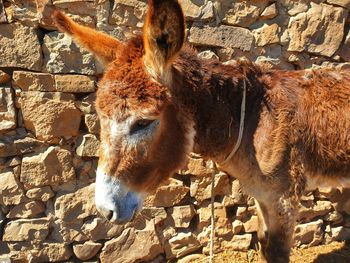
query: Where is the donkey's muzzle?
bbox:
[95,169,143,224]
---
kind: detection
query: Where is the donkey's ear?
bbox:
[143,0,185,76]
[52,10,123,66]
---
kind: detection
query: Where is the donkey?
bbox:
[52,0,350,262]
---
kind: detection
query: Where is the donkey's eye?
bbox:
[130,119,155,134]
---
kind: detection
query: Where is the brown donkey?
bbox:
[52,0,350,262]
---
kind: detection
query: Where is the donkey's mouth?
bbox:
[95,169,143,224]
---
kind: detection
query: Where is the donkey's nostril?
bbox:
[97,206,114,221]
[106,210,113,221]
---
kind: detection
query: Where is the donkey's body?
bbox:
[171,46,350,261]
[52,1,350,262]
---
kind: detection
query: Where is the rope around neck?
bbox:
[221,79,247,166]
[209,79,247,263]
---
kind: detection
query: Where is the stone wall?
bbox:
[1,0,350,262]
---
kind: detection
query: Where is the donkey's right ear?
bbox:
[143,0,185,77]
[52,10,123,66]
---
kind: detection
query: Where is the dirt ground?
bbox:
[192,241,350,263]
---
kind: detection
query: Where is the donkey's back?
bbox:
[261,68,350,187]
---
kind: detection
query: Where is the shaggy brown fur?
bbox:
[52,1,350,262]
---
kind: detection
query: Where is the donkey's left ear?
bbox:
[143,0,185,77]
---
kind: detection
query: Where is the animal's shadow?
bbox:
[313,240,350,263]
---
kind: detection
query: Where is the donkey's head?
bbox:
[53,0,195,223]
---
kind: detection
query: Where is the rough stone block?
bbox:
[0,23,42,70]
[189,25,254,51]
[145,179,189,207]
[3,218,50,242]
[287,2,347,57]
[13,71,55,92]
[0,170,25,206]
[55,184,97,222]
[55,74,96,93]
[42,31,96,75]
[76,134,100,157]
[100,227,163,263]
[19,91,81,141]
[0,87,16,132]
[20,146,75,189]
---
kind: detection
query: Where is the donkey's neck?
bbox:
[170,47,266,161]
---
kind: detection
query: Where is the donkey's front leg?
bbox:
[256,194,298,263]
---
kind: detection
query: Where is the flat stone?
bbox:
[299,200,333,222]
[236,206,249,221]
[219,0,269,27]
[73,241,102,261]
[222,179,246,206]
[85,114,100,134]
[285,0,309,16]
[243,215,259,233]
[181,0,213,21]
[330,226,350,241]
[0,87,16,132]
[109,0,147,28]
[0,170,26,206]
[100,227,163,263]
[55,184,97,222]
[26,186,55,202]
[261,3,278,19]
[82,217,124,241]
[190,172,230,202]
[185,157,213,176]
[4,0,39,27]
[287,3,347,57]
[294,219,324,247]
[35,243,73,262]
[197,202,227,228]
[145,179,189,207]
[13,71,55,92]
[181,0,202,20]
[315,187,342,202]
[42,31,96,75]
[55,75,96,93]
[140,207,167,225]
[168,232,201,258]
[327,0,350,8]
[19,92,81,141]
[6,201,45,219]
[254,23,280,47]
[0,135,46,158]
[3,218,50,242]
[170,205,196,228]
[76,134,100,157]
[0,23,42,70]
[50,219,88,243]
[232,220,243,234]
[324,211,343,224]
[20,146,75,189]
[189,25,254,51]
[222,234,252,251]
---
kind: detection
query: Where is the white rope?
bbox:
[221,79,247,166]
[209,160,217,263]
[209,79,247,263]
